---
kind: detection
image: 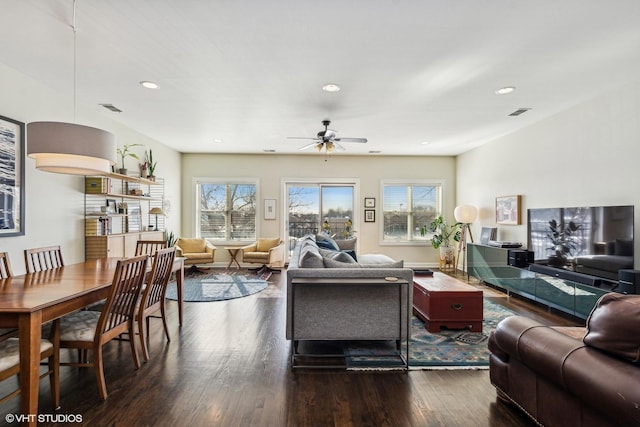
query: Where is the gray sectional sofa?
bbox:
[285,234,413,367]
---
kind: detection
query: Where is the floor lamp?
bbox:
[454,204,478,276]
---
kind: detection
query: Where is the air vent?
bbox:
[100,104,122,113]
[368,150,382,154]
[508,108,531,117]
[263,149,276,153]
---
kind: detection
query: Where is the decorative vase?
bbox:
[118,168,127,175]
[148,175,156,182]
[548,255,567,268]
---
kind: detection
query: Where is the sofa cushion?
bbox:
[178,238,207,253]
[584,293,640,363]
[257,237,281,252]
[358,254,404,268]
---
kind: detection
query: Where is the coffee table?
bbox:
[413,272,483,333]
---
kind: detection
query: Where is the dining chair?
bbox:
[135,240,167,256]
[59,255,148,400]
[136,247,176,362]
[0,253,17,341]
[0,325,59,407]
[0,252,13,279]
[24,246,64,273]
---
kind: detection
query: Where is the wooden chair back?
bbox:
[0,252,13,279]
[136,247,176,361]
[135,240,168,256]
[98,255,148,342]
[24,246,64,273]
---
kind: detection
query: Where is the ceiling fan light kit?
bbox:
[289,120,367,154]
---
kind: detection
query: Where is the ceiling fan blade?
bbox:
[333,142,347,152]
[298,142,319,151]
[288,136,318,140]
[334,137,367,143]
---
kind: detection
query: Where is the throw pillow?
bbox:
[315,234,340,251]
[323,258,362,268]
[583,293,640,363]
[318,248,357,264]
[299,247,324,268]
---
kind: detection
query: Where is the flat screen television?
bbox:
[527,205,634,281]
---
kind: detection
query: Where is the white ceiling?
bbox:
[2,1,640,156]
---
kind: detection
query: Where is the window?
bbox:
[382,181,442,243]
[196,180,257,242]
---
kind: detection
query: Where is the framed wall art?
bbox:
[106,199,117,214]
[0,115,25,236]
[364,209,375,222]
[264,199,276,220]
[496,195,521,225]
[364,197,375,208]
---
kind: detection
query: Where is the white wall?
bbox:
[0,63,181,274]
[181,153,456,267]
[457,80,640,264]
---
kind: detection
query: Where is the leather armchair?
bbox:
[175,238,216,267]
[240,237,285,272]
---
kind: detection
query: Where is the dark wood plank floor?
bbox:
[0,269,581,427]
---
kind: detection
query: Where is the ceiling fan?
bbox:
[288,120,367,153]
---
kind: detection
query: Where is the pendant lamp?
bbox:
[26,0,116,176]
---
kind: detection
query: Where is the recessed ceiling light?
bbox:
[322,83,341,93]
[211,138,223,143]
[140,81,159,89]
[421,141,431,145]
[495,86,516,95]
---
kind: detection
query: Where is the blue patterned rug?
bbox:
[166,270,271,302]
[345,299,517,369]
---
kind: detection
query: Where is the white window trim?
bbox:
[194,177,260,244]
[379,178,446,246]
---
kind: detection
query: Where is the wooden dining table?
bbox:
[0,256,184,426]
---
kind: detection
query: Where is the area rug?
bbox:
[166,269,272,302]
[345,298,517,369]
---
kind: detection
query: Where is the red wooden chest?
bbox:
[413,273,483,333]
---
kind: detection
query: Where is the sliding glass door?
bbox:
[286,182,355,254]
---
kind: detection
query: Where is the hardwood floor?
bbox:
[0,269,581,427]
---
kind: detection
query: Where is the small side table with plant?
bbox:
[426,215,461,270]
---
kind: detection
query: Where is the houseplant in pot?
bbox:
[428,215,461,264]
[116,143,142,175]
[546,219,581,267]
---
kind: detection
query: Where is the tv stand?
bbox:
[468,243,610,319]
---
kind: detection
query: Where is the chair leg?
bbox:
[139,316,150,363]
[94,345,108,400]
[129,324,141,369]
[160,303,171,342]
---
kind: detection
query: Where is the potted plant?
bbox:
[428,215,462,264]
[147,149,157,181]
[546,219,582,267]
[116,143,142,175]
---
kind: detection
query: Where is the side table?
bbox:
[224,246,242,269]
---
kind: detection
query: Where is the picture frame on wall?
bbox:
[364,197,375,208]
[496,195,521,225]
[364,209,375,222]
[264,199,276,220]
[0,115,25,237]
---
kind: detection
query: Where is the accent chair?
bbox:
[240,237,285,272]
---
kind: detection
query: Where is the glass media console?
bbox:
[468,243,614,319]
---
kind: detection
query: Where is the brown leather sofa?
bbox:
[489,293,640,427]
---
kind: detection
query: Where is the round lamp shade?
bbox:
[27,122,116,175]
[454,204,478,223]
